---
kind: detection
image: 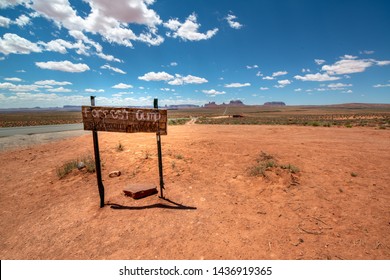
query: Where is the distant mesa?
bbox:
[205,100,245,107]
[263,101,286,106]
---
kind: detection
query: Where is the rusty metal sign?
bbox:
[82,106,167,135]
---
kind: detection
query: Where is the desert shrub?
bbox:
[168,118,190,125]
[56,155,95,179]
[116,142,124,152]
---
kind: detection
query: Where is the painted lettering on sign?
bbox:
[81,106,167,135]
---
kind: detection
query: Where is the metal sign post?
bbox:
[90,96,105,208]
[154,98,165,199]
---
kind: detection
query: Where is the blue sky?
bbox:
[0,0,389,108]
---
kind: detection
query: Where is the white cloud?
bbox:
[259,87,269,91]
[4,77,22,82]
[294,88,302,92]
[112,83,133,89]
[373,83,390,88]
[225,13,243,29]
[278,79,291,86]
[42,38,83,54]
[170,62,178,66]
[0,33,42,55]
[202,89,226,95]
[31,0,164,48]
[376,60,390,66]
[0,0,28,9]
[272,71,288,77]
[256,71,263,77]
[224,82,251,88]
[168,74,208,85]
[246,65,258,69]
[164,13,218,41]
[15,14,30,26]
[0,82,39,92]
[0,15,11,27]
[138,71,174,81]
[315,59,326,65]
[35,60,90,72]
[47,86,72,93]
[322,56,374,75]
[294,73,340,82]
[34,80,72,86]
[360,50,375,55]
[262,76,274,80]
[327,83,352,89]
[85,88,105,92]
[100,64,126,74]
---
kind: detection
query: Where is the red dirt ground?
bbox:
[0,124,389,260]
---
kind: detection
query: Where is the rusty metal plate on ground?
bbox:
[123,184,158,199]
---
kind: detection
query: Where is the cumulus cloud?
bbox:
[246,65,258,69]
[15,14,30,26]
[0,33,42,55]
[294,73,340,82]
[164,13,218,41]
[85,88,105,92]
[327,83,352,89]
[373,83,390,88]
[112,83,133,89]
[47,86,72,93]
[224,82,251,88]
[277,79,291,86]
[30,0,164,47]
[321,56,374,75]
[168,74,208,85]
[272,71,288,77]
[202,89,226,95]
[34,80,72,86]
[315,59,326,65]
[0,15,11,27]
[259,87,269,91]
[100,64,126,74]
[35,60,90,72]
[4,77,22,82]
[262,76,274,80]
[138,71,174,81]
[225,13,243,29]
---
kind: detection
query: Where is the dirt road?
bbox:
[0,125,389,259]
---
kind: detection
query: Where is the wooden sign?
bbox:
[82,106,167,135]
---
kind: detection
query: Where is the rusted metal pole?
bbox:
[90,96,105,208]
[154,98,165,198]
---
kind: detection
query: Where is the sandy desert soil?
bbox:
[0,124,389,260]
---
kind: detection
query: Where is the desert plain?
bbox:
[1,114,389,260]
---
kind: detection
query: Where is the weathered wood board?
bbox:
[81,106,167,135]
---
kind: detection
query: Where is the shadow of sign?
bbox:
[107,198,197,211]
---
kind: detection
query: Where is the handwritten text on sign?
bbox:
[82,106,167,135]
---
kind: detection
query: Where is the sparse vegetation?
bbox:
[351,172,358,177]
[116,141,124,152]
[56,155,95,179]
[249,151,300,177]
[168,118,190,125]
[175,154,184,160]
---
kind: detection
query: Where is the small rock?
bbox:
[77,162,85,169]
[109,170,121,178]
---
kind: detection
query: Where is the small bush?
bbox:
[116,142,124,152]
[56,155,95,179]
[280,164,300,174]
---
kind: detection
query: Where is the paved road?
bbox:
[0,123,87,151]
[0,123,83,137]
